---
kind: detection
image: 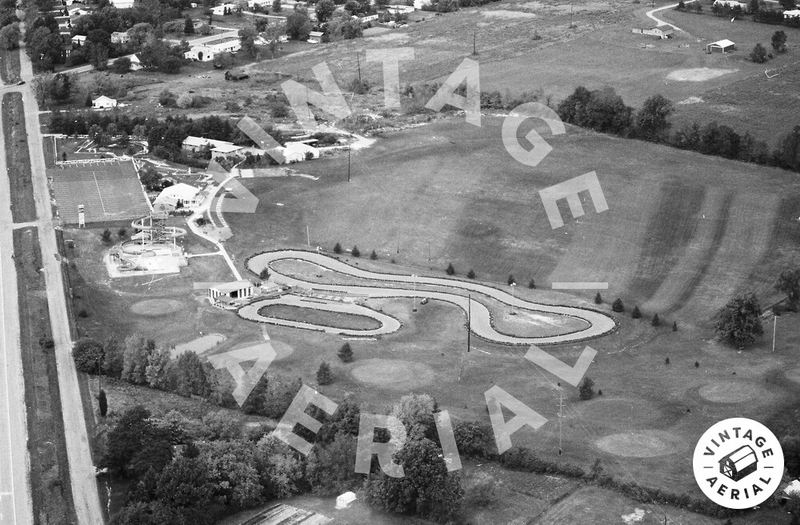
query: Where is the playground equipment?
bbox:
[108,212,188,275]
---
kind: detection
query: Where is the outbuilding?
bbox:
[706,39,736,53]
[92,95,118,109]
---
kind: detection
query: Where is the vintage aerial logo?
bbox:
[693,418,784,509]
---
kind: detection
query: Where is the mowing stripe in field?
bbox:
[546,176,660,293]
[626,181,705,303]
[640,188,731,314]
[675,191,780,322]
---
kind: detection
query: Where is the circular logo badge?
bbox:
[693,418,784,509]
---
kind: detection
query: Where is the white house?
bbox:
[71,34,86,46]
[266,142,320,164]
[211,2,236,15]
[307,30,324,44]
[110,31,130,44]
[631,26,674,39]
[92,96,117,109]
[153,183,203,210]
[713,0,749,11]
[110,0,135,7]
[184,39,241,61]
[784,8,800,18]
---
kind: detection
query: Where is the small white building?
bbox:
[184,39,242,61]
[92,95,118,109]
[182,136,243,156]
[388,4,415,13]
[706,38,736,53]
[784,8,800,18]
[307,31,324,44]
[110,31,130,44]
[153,183,203,210]
[110,0,135,8]
[208,281,255,304]
[71,34,86,46]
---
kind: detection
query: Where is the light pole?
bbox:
[772,314,778,353]
[411,274,417,312]
[509,282,517,315]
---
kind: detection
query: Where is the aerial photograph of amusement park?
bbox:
[1,0,800,522]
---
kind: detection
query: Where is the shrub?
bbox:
[73,338,105,374]
[351,245,360,257]
[507,274,516,285]
[78,309,89,318]
[750,43,768,64]
[594,292,602,304]
[612,298,624,312]
[317,362,333,385]
[333,242,342,254]
[665,357,670,365]
[101,229,113,244]
[467,269,476,279]
[446,263,455,275]
[672,321,678,331]
[337,342,353,363]
[117,228,127,238]
[694,361,700,368]
[528,278,536,289]
[651,313,661,326]
[98,389,108,417]
[370,250,377,260]
[453,421,496,458]
[632,306,642,319]
[259,268,269,280]
[579,377,595,400]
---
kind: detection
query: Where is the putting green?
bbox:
[698,381,769,403]
[351,358,436,390]
[595,430,683,458]
[130,299,184,316]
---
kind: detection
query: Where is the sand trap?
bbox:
[677,96,704,105]
[351,359,435,390]
[667,68,736,82]
[574,398,663,426]
[595,430,682,458]
[482,9,537,18]
[698,381,769,403]
[131,299,184,316]
[786,367,800,385]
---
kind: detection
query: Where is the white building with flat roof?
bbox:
[184,39,242,61]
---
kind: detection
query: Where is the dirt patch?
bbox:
[666,68,736,82]
[130,298,185,316]
[351,358,435,390]
[595,430,683,458]
[698,380,770,403]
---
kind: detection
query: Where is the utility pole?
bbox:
[772,314,777,353]
[347,146,351,182]
[557,388,564,456]
[459,295,471,382]
[306,225,310,247]
[356,52,362,83]
[472,31,477,56]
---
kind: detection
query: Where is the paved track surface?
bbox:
[246,250,617,345]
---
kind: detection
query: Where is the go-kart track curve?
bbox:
[243,250,617,345]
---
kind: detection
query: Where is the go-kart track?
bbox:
[243,250,617,345]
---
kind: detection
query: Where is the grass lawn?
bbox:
[257,303,384,330]
[0,46,20,84]
[3,93,37,223]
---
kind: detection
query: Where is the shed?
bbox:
[706,39,735,53]
[307,31,324,44]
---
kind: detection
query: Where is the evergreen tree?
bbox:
[715,293,763,348]
[579,377,595,400]
[651,313,661,327]
[333,242,342,254]
[351,245,360,257]
[317,362,333,385]
[594,292,602,304]
[98,389,108,417]
[632,306,642,319]
[446,263,455,275]
[337,342,353,363]
[467,269,476,279]
[612,298,624,312]
[370,250,377,260]
[528,278,535,289]
[184,15,195,35]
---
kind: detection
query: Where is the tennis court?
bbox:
[48,160,151,224]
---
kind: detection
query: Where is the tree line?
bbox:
[557,86,800,172]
